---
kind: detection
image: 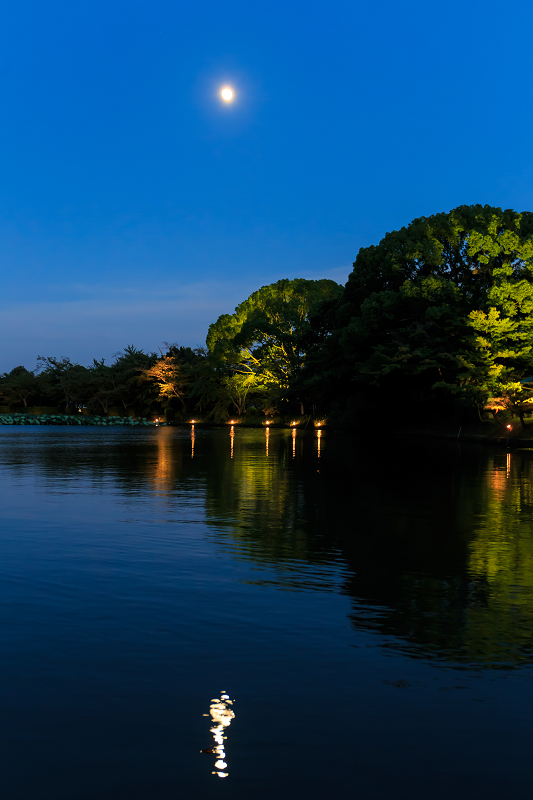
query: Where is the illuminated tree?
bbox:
[313,205,533,422]
[143,354,189,409]
[207,278,343,414]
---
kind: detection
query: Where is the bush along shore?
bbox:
[0,413,167,427]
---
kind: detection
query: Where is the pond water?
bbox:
[0,425,532,799]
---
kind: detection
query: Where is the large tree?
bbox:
[310,205,533,422]
[206,278,343,414]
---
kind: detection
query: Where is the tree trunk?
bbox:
[519,408,527,427]
[300,401,305,415]
[491,410,508,429]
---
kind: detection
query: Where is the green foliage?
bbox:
[311,204,533,422]
[207,278,343,413]
[344,204,533,308]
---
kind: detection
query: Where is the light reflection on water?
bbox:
[205,692,235,778]
[2,426,533,666]
[1,427,533,796]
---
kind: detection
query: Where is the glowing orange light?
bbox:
[507,425,512,429]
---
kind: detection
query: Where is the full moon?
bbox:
[221,87,233,102]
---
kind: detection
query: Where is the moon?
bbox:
[220,86,233,102]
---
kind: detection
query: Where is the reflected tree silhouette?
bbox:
[2,427,533,667]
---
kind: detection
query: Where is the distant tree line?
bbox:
[2,205,533,424]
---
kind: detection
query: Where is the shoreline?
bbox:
[393,418,533,449]
[0,412,321,430]
[3,412,533,447]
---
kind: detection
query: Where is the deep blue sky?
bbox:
[1,0,532,371]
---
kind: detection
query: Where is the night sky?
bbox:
[0,0,531,371]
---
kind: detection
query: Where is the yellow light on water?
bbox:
[204,691,235,779]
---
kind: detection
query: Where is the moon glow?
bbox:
[221,87,233,102]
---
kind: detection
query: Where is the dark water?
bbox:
[0,426,532,799]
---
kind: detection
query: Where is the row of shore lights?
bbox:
[188,420,318,427]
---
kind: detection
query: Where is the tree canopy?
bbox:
[206,278,343,413]
[308,205,533,423]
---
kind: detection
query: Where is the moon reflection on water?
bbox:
[202,692,235,778]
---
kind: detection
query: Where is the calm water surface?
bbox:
[0,426,532,798]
